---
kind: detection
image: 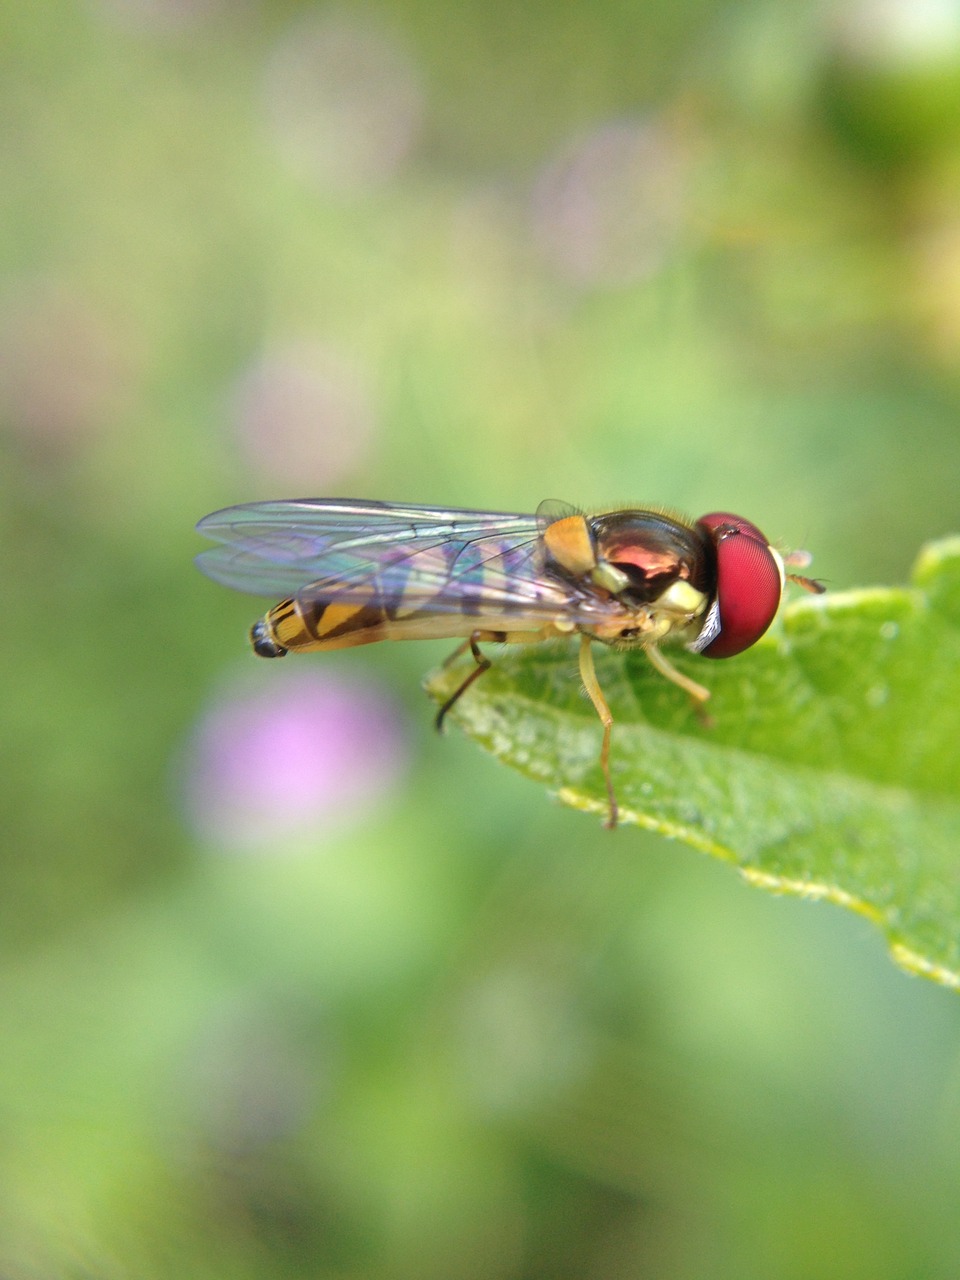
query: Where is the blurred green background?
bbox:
[3,0,960,1275]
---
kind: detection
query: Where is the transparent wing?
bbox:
[196,498,612,622]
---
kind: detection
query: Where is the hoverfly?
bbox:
[195,499,823,827]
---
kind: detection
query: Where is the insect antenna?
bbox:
[787,573,825,594]
[782,547,825,594]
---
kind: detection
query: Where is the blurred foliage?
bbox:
[2,0,960,1277]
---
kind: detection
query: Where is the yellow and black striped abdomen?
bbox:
[251,594,400,657]
[250,593,568,658]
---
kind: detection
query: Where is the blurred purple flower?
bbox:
[182,669,409,851]
[531,118,687,288]
[263,9,424,194]
[229,341,377,491]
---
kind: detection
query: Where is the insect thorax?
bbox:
[545,509,714,650]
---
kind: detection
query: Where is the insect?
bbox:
[196,499,823,827]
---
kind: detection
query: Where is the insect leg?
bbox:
[645,644,712,725]
[439,637,473,669]
[578,634,618,830]
[435,635,491,732]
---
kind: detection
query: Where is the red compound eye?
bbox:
[695,512,783,659]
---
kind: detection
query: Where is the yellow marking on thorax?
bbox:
[659,580,706,614]
[590,562,630,594]
[542,515,597,576]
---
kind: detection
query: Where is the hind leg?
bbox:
[435,636,491,731]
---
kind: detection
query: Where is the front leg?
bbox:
[645,644,713,727]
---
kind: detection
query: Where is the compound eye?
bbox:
[696,512,783,659]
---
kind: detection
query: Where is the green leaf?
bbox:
[425,536,960,991]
